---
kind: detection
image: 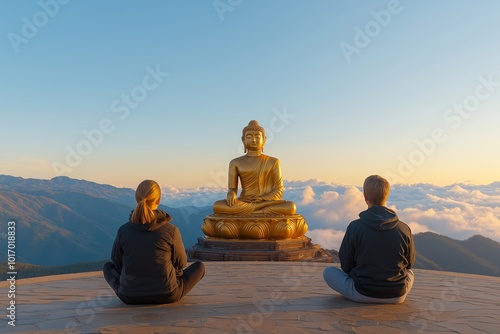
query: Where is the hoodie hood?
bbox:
[128,209,172,231]
[358,205,399,231]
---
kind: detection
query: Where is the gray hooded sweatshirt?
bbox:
[339,205,415,298]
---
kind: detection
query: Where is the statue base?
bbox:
[201,213,308,239]
[187,236,333,262]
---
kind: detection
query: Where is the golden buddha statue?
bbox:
[202,120,308,239]
[213,120,296,215]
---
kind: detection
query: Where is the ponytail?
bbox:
[131,180,161,224]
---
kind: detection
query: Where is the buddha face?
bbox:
[243,130,265,152]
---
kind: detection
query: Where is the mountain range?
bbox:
[1,175,499,277]
[413,232,500,276]
[0,175,209,266]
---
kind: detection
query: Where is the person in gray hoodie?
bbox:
[103,180,205,304]
[323,175,415,303]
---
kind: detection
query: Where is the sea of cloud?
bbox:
[161,179,500,250]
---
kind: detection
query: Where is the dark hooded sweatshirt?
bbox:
[110,210,187,298]
[339,205,415,298]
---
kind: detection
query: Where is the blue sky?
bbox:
[1,0,500,189]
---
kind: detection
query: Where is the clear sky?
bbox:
[1,0,500,189]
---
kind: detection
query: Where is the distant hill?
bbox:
[320,233,500,278]
[0,175,135,206]
[414,232,500,277]
[0,175,211,266]
[0,260,108,280]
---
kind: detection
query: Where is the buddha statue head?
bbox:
[242,120,266,153]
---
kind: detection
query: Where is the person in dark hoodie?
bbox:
[323,175,415,303]
[103,180,205,304]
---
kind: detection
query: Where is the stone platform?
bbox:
[2,262,500,333]
[188,236,330,262]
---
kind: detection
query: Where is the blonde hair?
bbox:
[363,175,390,206]
[131,180,161,224]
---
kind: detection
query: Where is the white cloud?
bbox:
[307,229,345,250]
[450,185,468,194]
[301,185,315,205]
[405,221,431,235]
[296,186,366,231]
[161,185,225,208]
[390,184,500,243]
[161,179,500,247]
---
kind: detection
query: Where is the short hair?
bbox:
[131,180,161,224]
[363,175,390,206]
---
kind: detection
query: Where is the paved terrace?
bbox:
[2,262,500,334]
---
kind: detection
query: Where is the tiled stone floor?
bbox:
[2,262,499,333]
